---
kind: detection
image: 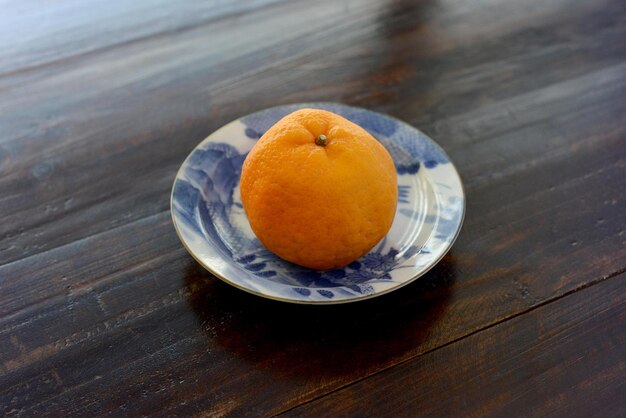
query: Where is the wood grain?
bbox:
[0,0,625,415]
[282,273,626,418]
[1,0,623,266]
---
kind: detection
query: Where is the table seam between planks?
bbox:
[277,269,626,417]
[272,268,626,416]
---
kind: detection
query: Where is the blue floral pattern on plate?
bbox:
[171,103,465,304]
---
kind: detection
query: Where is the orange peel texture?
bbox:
[240,109,398,270]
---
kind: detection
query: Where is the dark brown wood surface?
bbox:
[0,0,624,416]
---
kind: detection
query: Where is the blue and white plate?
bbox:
[171,103,465,304]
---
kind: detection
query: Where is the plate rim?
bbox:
[170,102,466,305]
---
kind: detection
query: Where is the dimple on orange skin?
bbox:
[240,108,398,270]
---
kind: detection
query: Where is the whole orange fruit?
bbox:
[240,108,397,270]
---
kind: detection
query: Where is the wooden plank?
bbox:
[0,121,623,414]
[0,0,625,415]
[0,73,623,318]
[0,0,386,266]
[0,0,624,268]
[0,0,287,76]
[281,275,626,418]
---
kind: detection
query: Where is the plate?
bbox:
[171,103,465,304]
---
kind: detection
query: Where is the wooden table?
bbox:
[1,0,625,416]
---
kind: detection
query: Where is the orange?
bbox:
[240,108,397,270]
